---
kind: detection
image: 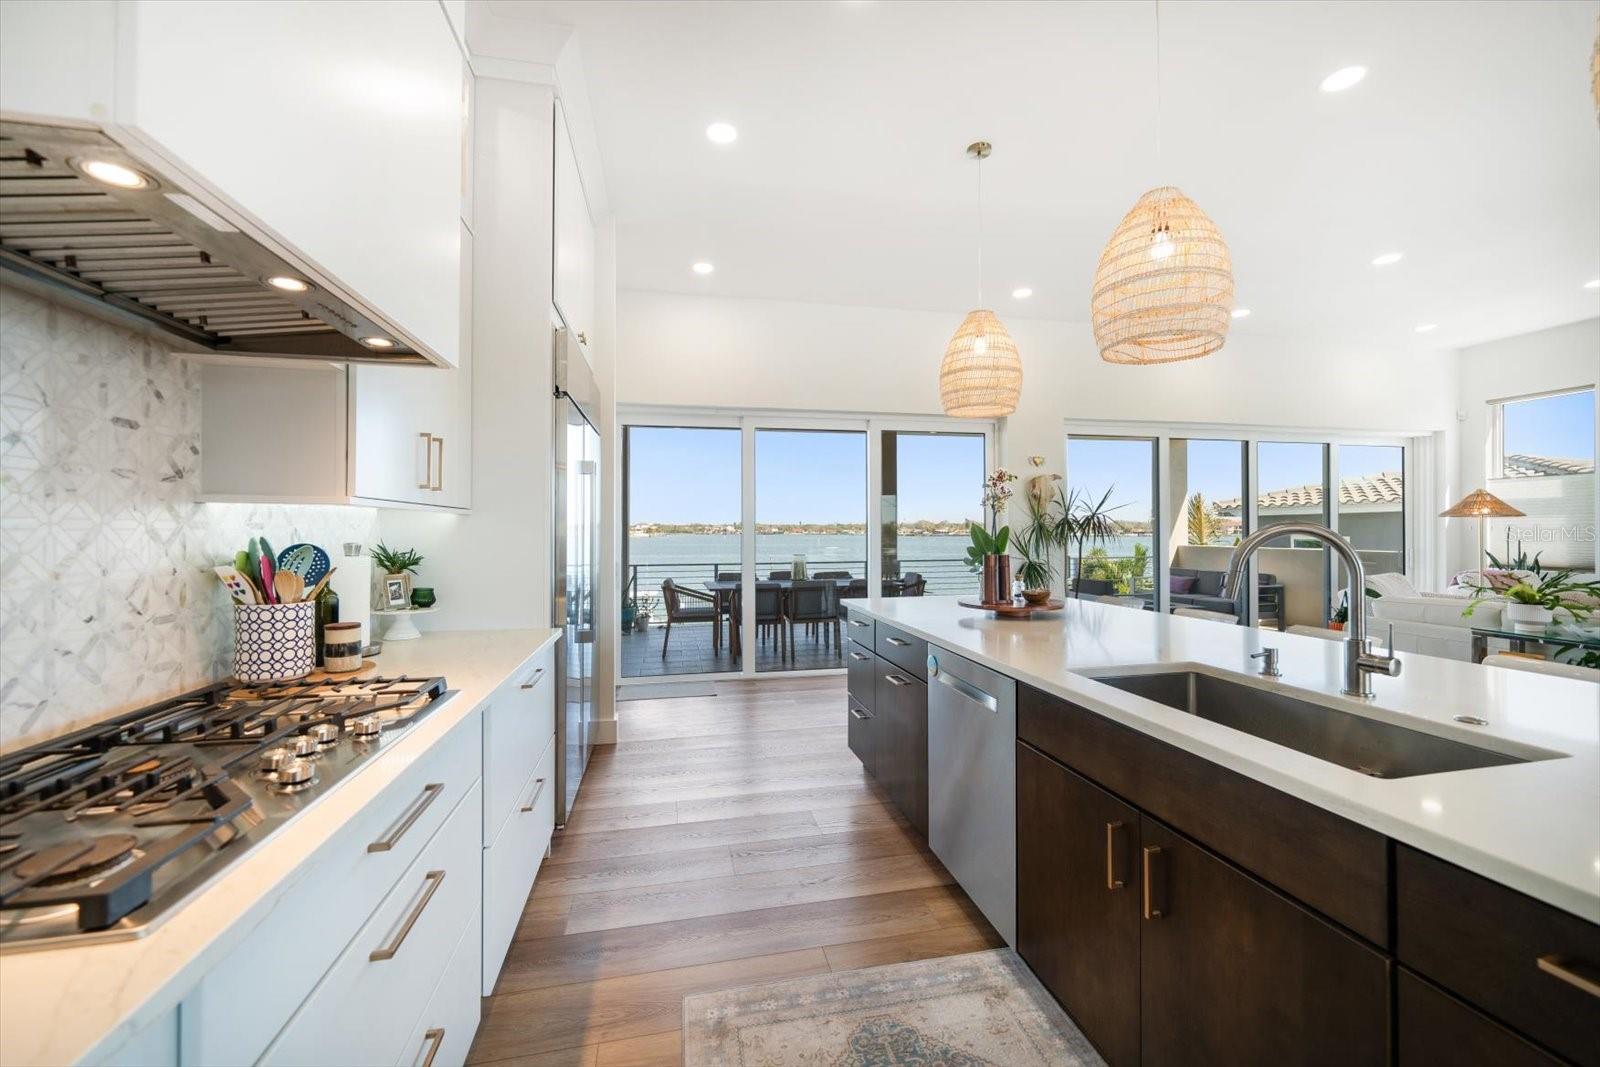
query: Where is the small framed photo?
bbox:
[384,576,409,609]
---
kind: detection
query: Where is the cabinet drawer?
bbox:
[483,645,556,845]
[1018,684,1389,945]
[181,714,481,1067]
[1396,845,1600,1066]
[397,909,482,1067]
[846,643,876,706]
[483,733,558,995]
[845,607,875,649]
[847,696,875,777]
[1397,968,1560,1067]
[875,622,927,676]
[263,780,484,1067]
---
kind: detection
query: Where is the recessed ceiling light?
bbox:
[1231,308,1251,319]
[1585,278,1600,290]
[1414,323,1438,333]
[692,261,715,275]
[76,159,152,190]
[360,336,395,349]
[1012,287,1033,299]
[1371,251,1404,267]
[705,122,738,145]
[265,275,311,293]
[1319,66,1367,93]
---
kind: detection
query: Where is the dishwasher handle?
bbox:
[927,655,999,713]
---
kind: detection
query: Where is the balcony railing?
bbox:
[625,558,978,618]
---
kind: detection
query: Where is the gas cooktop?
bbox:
[0,674,452,953]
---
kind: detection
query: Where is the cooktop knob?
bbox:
[350,715,382,740]
[259,747,291,773]
[288,735,318,758]
[308,722,340,746]
[276,758,314,787]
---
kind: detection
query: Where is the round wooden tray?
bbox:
[957,597,1066,617]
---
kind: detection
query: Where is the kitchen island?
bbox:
[844,595,1599,1067]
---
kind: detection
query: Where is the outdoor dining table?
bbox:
[700,576,906,657]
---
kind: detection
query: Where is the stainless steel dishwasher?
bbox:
[926,646,1017,946]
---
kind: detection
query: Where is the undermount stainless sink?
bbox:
[1094,670,1544,779]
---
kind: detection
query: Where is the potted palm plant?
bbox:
[1062,486,1124,595]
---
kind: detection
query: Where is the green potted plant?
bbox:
[965,522,1012,603]
[1015,475,1060,603]
[621,594,638,634]
[1465,571,1600,633]
[369,542,424,605]
[1062,485,1124,595]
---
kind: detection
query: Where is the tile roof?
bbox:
[1216,471,1403,513]
[1502,453,1596,477]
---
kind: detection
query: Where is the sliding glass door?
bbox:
[1336,444,1405,577]
[621,424,742,678]
[754,429,867,673]
[881,431,985,597]
[1065,435,1157,599]
[1255,441,1331,629]
[1168,438,1250,621]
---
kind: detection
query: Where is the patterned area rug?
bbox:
[682,949,1105,1066]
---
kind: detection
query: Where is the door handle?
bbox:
[416,432,434,489]
[370,869,445,961]
[1538,954,1600,999]
[848,651,869,661]
[849,619,870,628]
[1142,845,1165,919]
[884,636,910,647]
[849,706,871,720]
[884,673,911,687]
[1105,821,1128,890]
[520,667,546,689]
[929,669,999,712]
[520,776,547,813]
[368,783,443,852]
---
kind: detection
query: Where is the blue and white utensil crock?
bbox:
[233,602,317,683]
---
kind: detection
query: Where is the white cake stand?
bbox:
[372,606,438,641]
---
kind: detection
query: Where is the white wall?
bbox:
[617,287,1459,503]
[1450,317,1600,575]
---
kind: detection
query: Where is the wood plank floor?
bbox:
[467,675,1001,1067]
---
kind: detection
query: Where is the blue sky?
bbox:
[626,427,986,524]
[1503,390,1595,460]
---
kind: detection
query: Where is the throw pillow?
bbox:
[1170,575,1197,594]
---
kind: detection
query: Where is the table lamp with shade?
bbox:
[1440,489,1525,573]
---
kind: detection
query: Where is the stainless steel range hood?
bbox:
[0,118,433,364]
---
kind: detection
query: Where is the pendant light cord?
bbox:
[976,154,984,307]
[1155,0,1164,165]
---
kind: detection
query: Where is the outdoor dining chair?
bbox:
[786,579,840,654]
[659,578,721,656]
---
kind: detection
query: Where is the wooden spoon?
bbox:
[275,570,305,605]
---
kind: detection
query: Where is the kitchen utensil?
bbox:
[259,552,277,605]
[274,570,305,605]
[213,566,260,605]
[304,567,337,604]
[277,543,331,585]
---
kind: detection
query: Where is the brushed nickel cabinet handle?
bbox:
[576,331,588,345]
[885,636,910,647]
[420,1028,446,1067]
[848,706,871,720]
[849,619,870,628]
[430,435,445,491]
[1142,845,1164,919]
[520,668,546,689]
[370,869,445,961]
[368,782,443,853]
[848,651,869,661]
[520,777,547,813]
[417,432,433,489]
[884,674,910,687]
[1538,954,1600,999]
[1105,821,1127,890]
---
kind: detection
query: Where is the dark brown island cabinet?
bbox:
[1009,680,1600,1066]
[843,607,928,837]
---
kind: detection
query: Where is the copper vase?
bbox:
[982,554,1011,604]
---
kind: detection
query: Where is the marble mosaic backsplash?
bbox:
[0,285,376,752]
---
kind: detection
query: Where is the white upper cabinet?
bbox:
[0,0,465,368]
[553,99,596,353]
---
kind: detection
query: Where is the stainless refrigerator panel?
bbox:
[553,327,599,828]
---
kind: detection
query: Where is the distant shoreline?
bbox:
[630,522,973,537]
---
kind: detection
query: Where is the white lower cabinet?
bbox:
[396,903,482,1067]
[482,647,556,845]
[261,780,484,1067]
[482,733,558,994]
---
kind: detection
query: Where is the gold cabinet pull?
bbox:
[430,435,445,491]
[1538,954,1600,999]
[368,783,443,853]
[1142,845,1165,919]
[420,1028,446,1067]
[417,432,434,489]
[520,776,547,813]
[1105,821,1127,890]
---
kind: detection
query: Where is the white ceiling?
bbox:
[532,0,1600,351]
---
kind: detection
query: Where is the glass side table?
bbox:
[1468,621,1600,664]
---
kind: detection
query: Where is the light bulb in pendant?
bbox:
[1149,228,1174,261]
[972,335,988,355]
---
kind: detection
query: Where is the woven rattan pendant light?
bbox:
[1091,3,1234,365]
[940,142,1022,418]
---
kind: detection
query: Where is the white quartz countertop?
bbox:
[856,596,1600,924]
[0,628,561,1067]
